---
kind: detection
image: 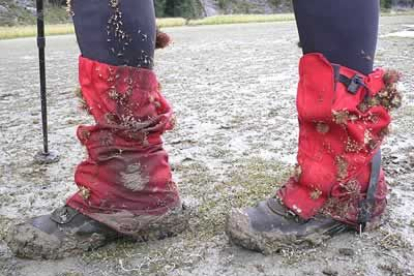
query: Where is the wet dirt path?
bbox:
[1,15,414,276]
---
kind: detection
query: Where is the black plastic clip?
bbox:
[347,74,364,94]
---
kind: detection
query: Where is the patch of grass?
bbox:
[156,17,187,28]
[0,18,185,40]
[177,157,291,240]
[188,13,294,26]
[44,5,72,24]
[0,24,74,40]
[381,10,414,16]
[0,215,12,241]
[83,238,206,276]
[2,11,414,40]
[377,230,412,250]
[223,157,291,207]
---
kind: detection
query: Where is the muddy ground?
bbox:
[0,15,414,276]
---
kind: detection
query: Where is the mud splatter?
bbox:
[120,163,150,191]
[315,122,330,134]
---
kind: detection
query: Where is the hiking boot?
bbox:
[5,206,118,260]
[6,204,189,260]
[226,198,350,254]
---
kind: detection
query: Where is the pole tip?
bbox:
[34,150,60,164]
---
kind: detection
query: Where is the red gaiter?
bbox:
[278,53,401,227]
[67,56,180,235]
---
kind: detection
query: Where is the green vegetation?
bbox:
[188,13,294,26]
[0,14,294,40]
[382,0,394,9]
[0,18,186,40]
[174,157,291,240]
[2,10,414,40]
[0,1,70,26]
[156,17,187,27]
[155,0,204,18]
[0,23,74,40]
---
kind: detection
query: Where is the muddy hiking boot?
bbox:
[6,204,189,260]
[6,206,117,260]
[226,53,402,253]
[226,198,351,254]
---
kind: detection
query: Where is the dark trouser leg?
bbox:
[72,0,156,68]
[293,0,379,74]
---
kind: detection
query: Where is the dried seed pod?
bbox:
[310,189,322,200]
[345,137,362,153]
[336,156,348,181]
[333,110,349,125]
[74,87,91,114]
[367,96,380,108]
[383,69,401,86]
[357,102,369,113]
[363,130,373,146]
[379,126,390,138]
[79,129,91,141]
[109,0,119,8]
[66,0,73,15]
[79,186,91,200]
[293,164,302,182]
[315,122,330,134]
[156,29,171,49]
[390,93,402,109]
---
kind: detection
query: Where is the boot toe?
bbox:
[226,207,270,253]
[6,207,116,260]
[6,221,61,260]
[226,207,295,254]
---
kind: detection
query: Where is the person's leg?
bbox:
[226,0,402,253]
[293,0,378,75]
[72,0,169,67]
[73,0,156,68]
[6,0,185,260]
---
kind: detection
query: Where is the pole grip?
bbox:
[37,37,45,49]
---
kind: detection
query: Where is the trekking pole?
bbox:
[34,0,59,164]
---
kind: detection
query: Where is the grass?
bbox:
[0,24,74,40]
[188,13,294,26]
[156,17,187,28]
[0,18,186,40]
[173,157,291,240]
